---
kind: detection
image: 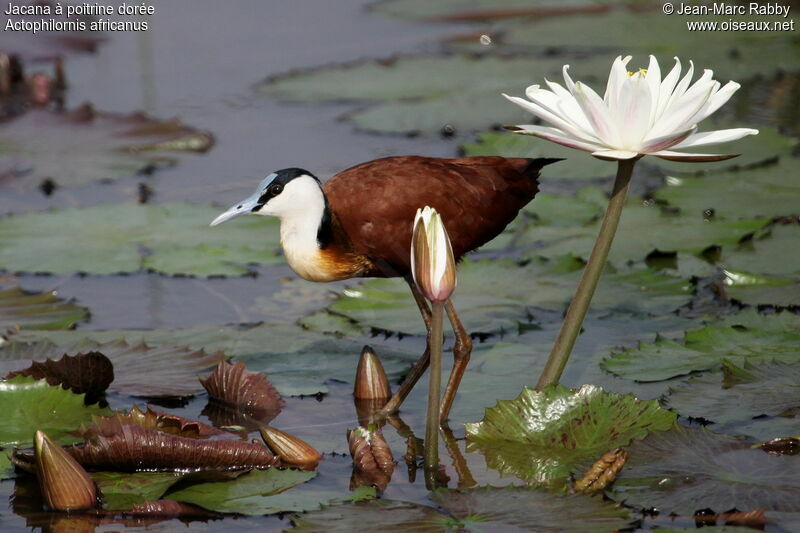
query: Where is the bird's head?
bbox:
[209,168,323,227]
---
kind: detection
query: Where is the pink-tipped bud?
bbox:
[411,206,457,303]
[259,426,322,470]
[353,346,391,401]
[34,430,97,511]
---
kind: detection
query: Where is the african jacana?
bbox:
[210,156,560,422]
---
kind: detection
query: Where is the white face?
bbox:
[258,175,323,219]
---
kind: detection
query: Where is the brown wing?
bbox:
[323,155,553,277]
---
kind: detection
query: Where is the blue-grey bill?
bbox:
[209,196,259,226]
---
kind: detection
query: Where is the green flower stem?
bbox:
[424,301,445,470]
[536,159,636,390]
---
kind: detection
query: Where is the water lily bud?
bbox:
[259,426,322,470]
[353,346,391,401]
[34,430,97,511]
[347,426,394,491]
[411,206,457,303]
[574,447,628,494]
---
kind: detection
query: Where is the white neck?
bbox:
[259,176,330,281]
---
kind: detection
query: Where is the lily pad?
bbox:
[292,486,630,532]
[609,425,800,514]
[450,11,800,80]
[0,203,281,276]
[721,269,800,308]
[520,201,767,265]
[465,384,676,487]
[200,361,284,428]
[14,323,419,396]
[306,258,692,336]
[166,468,315,515]
[0,285,88,332]
[5,351,114,398]
[655,158,800,221]
[0,339,227,398]
[601,310,800,382]
[258,55,587,135]
[0,376,109,448]
[718,223,800,277]
[93,471,186,510]
[664,360,800,424]
[0,105,213,191]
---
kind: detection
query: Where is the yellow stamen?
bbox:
[626,68,648,77]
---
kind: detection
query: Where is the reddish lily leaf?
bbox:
[78,405,226,441]
[0,104,213,192]
[18,424,279,472]
[5,351,113,399]
[200,361,284,429]
[0,339,227,398]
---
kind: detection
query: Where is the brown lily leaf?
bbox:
[200,361,284,429]
[694,508,768,528]
[15,424,279,472]
[0,104,214,192]
[0,339,227,399]
[759,436,800,456]
[347,426,395,492]
[77,405,226,441]
[5,351,113,400]
[574,448,628,494]
[0,285,88,334]
[126,499,218,517]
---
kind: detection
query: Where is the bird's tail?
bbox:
[522,157,564,177]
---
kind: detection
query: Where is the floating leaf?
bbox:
[609,426,800,514]
[79,405,226,440]
[449,11,800,80]
[166,468,315,515]
[664,360,800,425]
[200,361,284,428]
[0,285,87,333]
[0,105,213,191]
[65,424,278,471]
[0,203,281,276]
[0,339,227,398]
[602,310,800,381]
[308,258,691,336]
[0,376,109,448]
[519,202,767,265]
[92,471,235,511]
[5,351,113,398]
[718,222,800,279]
[721,269,800,308]
[292,486,630,532]
[15,323,419,396]
[258,55,579,135]
[465,384,676,487]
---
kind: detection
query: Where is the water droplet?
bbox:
[479,34,492,46]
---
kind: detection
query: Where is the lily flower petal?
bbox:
[592,149,639,161]
[672,128,759,149]
[510,124,606,152]
[503,94,599,144]
[641,127,696,153]
[650,150,740,162]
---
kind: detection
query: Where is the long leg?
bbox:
[379,279,432,417]
[439,299,472,423]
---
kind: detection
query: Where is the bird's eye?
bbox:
[269,184,283,195]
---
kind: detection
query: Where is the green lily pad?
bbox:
[0,339,227,398]
[305,258,692,336]
[465,384,676,487]
[664,360,800,425]
[0,105,213,191]
[718,223,800,277]
[655,158,800,221]
[721,269,800,308]
[609,425,800,514]
[14,323,419,396]
[601,310,800,382]
[166,468,373,515]
[450,11,800,80]
[292,486,630,532]
[0,203,281,276]
[93,471,186,510]
[0,452,12,480]
[258,55,591,135]
[520,201,767,265]
[0,376,110,448]
[0,285,88,333]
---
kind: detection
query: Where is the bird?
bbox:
[210,155,560,423]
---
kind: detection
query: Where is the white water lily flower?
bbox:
[504,55,758,161]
